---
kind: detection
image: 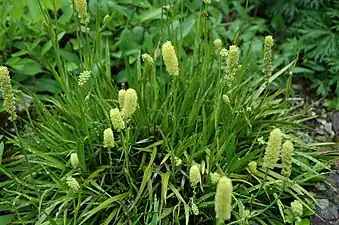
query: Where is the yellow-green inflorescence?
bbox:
[291,200,303,217]
[248,161,258,174]
[78,70,91,87]
[103,128,115,148]
[0,66,17,121]
[215,176,233,221]
[110,108,125,132]
[210,172,221,185]
[70,153,79,168]
[191,202,200,215]
[214,39,222,55]
[142,53,154,68]
[225,45,239,87]
[66,176,80,190]
[121,88,138,120]
[262,128,283,170]
[189,165,201,187]
[118,89,126,109]
[263,35,274,81]
[162,41,179,76]
[281,140,294,178]
[74,0,89,24]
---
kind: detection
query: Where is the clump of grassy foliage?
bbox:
[0,1,337,224]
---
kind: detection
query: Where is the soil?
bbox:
[292,79,339,224]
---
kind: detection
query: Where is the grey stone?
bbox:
[318,199,330,209]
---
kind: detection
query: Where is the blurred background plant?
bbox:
[255,0,339,109]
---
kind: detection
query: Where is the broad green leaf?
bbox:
[0,214,14,225]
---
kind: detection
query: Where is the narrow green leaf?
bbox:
[161,173,171,204]
[79,192,129,225]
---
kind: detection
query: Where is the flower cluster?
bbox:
[74,0,89,24]
[214,39,222,55]
[110,108,125,132]
[224,45,239,87]
[142,54,154,68]
[70,153,79,168]
[120,88,138,120]
[0,66,17,121]
[103,128,115,148]
[66,176,80,190]
[189,165,201,187]
[263,36,274,81]
[210,172,221,185]
[262,128,282,170]
[291,200,303,217]
[215,176,233,221]
[78,70,91,87]
[162,41,179,76]
[281,140,294,178]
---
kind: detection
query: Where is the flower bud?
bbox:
[214,39,222,54]
[162,41,179,76]
[215,176,233,221]
[191,202,199,215]
[70,153,79,168]
[248,161,258,174]
[291,200,303,217]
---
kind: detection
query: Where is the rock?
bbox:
[318,199,330,209]
[316,183,327,191]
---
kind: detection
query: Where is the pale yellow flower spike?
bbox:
[263,35,274,80]
[281,140,294,178]
[74,0,89,25]
[118,89,126,109]
[210,172,221,185]
[121,88,138,120]
[103,128,115,148]
[66,176,80,190]
[110,108,125,132]
[262,128,283,170]
[189,165,201,187]
[162,41,179,76]
[214,39,222,55]
[215,176,233,221]
[225,45,239,87]
[0,66,17,121]
[70,153,79,168]
[142,54,154,68]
